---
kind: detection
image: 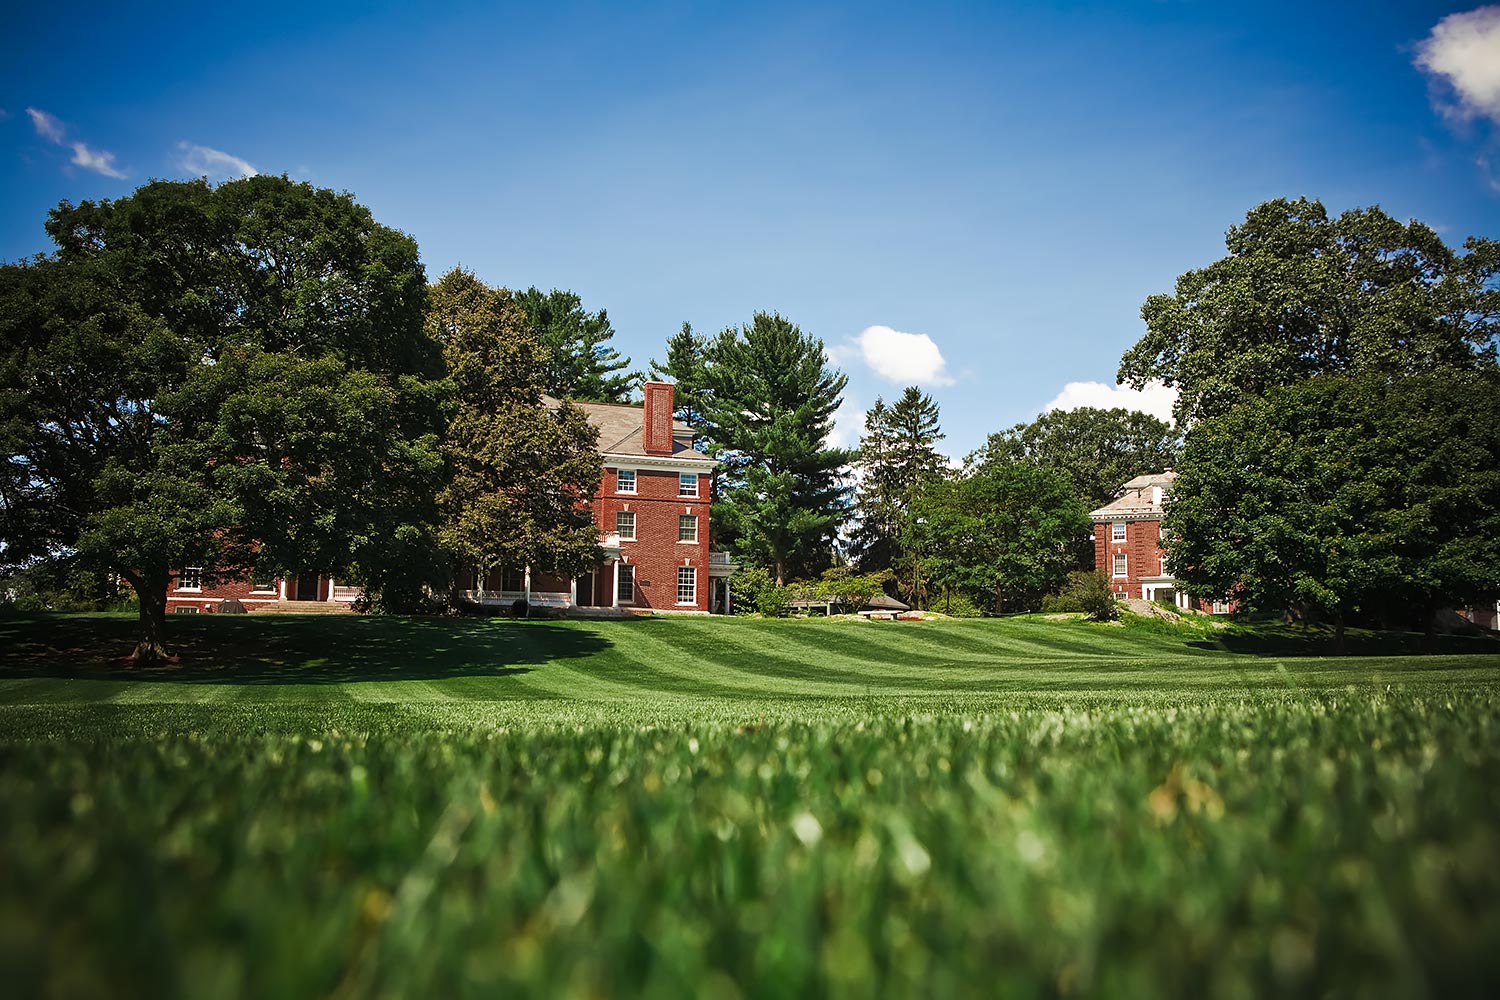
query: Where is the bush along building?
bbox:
[1090,471,1230,613]
[165,381,736,615]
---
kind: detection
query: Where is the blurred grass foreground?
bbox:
[2,611,1498,998]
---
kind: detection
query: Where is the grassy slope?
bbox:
[3,613,1499,998]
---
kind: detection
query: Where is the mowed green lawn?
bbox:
[2,612,1499,998]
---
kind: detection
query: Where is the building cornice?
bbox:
[601,453,717,472]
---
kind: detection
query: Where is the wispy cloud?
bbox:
[69,142,128,179]
[1415,6,1500,124]
[26,107,66,143]
[834,325,955,387]
[1044,380,1177,423]
[177,141,258,180]
[25,106,128,179]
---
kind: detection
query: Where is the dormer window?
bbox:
[617,469,637,494]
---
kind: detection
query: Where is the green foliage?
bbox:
[704,313,852,584]
[1164,371,1500,638]
[974,406,1180,511]
[730,564,791,617]
[428,269,603,590]
[2,613,1499,997]
[514,287,638,402]
[852,388,947,594]
[1041,570,1120,621]
[910,463,1091,614]
[1119,197,1500,426]
[0,176,446,657]
[647,322,711,444]
[931,590,982,617]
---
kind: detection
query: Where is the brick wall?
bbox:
[596,467,711,612]
[1095,517,1165,600]
[165,571,283,613]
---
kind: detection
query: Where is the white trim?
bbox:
[615,468,638,494]
[602,454,716,473]
[1111,522,1127,541]
[616,510,636,541]
[678,472,699,496]
[1112,553,1127,577]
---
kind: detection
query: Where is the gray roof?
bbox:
[1090,470,1176,520]
[543,396,714,463]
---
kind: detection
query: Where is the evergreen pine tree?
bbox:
[515,287,638,402]
[648,322,711,444]
[851,387,947,601]
[704,312,852,585]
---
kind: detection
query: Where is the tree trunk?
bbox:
[775,559,786,588]
[123,569,172,665]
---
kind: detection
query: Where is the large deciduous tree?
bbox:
[909,463,1088,615]
[1121,197,1500,639]
[974,406,1179,510]
[1119,197,1499,426]
[428,269,602,594]
[515,288,638,403]
[703,312,851,585]
[1163,372,1500,651]
[0,176,446,661]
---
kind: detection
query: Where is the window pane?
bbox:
[677,566,696,604]
[251,569,275,592]
[176,567,202,590]
[1112,522,1126,540]
[678,515,697,542]
[616,511,635,540]
[679,473,697,496]
[618,564,634,602]
[617,469,636,493]
[502,567,525,591]
[1112,554,1127,576]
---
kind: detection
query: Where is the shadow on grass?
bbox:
[0,612,613,684]
[1185,622,1500,658]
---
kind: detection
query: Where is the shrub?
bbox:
[1044,570,1119,621]
[934,591,983,618]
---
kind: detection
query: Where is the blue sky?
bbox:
[4,1,1499,458]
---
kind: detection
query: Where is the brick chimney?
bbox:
[642,381,675,456]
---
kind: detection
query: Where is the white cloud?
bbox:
[70,142,127,179]
[1044,380,1177,423]
[26,107,65,143]
[841,325,954,387]
[828,393,862,450]
[25,107,128,178]
[1416,6,1500,123]
[177,141,258,180]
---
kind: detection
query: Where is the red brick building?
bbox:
[166,381,732,615]
[1090,471,1229,613]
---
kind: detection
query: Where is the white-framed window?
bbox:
[618,564,635,602]
[616,510,636,540]
[1111,522,1127,541]
[1212,600,1231,615]
[176,567,203,591]
[679,472,698,497]
[678,514,698,543]
[502,566,525,592]
[174,606,200,614]
[250,569,276,593]
[616,469,637,494]
[1112,553,1127,577]
[677,566,697,605]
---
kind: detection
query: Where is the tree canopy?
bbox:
[974,406,1179,511]
[1119,198,1500,426]
[0,176,446,660]
[648,322,711,441]
[1163,371,1500,648]
[702,312,851,584]
[515,288,638,403]
[429,269,602,589]
[909,463,1088,615]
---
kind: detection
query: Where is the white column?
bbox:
[524,564,532,606]
[612,559,621,608]
[569,576,577,607]
[279,577,288,600]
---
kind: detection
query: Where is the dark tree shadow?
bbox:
[0,613,613,684]
[1185,623,1500,658]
